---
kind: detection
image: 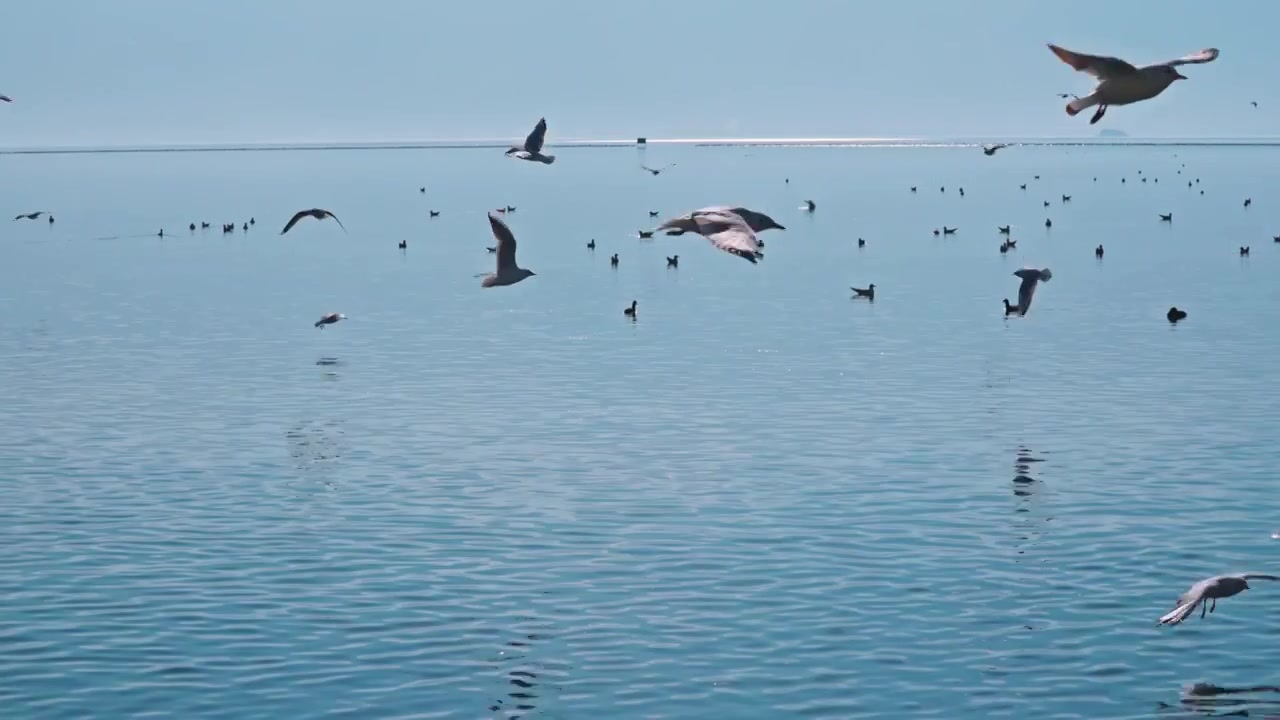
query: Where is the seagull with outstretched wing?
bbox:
[1048,44,1219,124]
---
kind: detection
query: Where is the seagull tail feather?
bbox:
[1066,93,1099,116]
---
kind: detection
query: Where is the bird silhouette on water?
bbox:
[1045,218,1052,228]
[1240,246,1250,256]
[857,238,865,248]
[623,300,637,318]
[586,239,595,250]
[429,210,440,218]
[851,284,875,300]
[666,255,678,267]
[1095,244,1104,258]
[1159,213,1172,222]
[1167,307,1187,323]
[638,230,654,239]
[610,253,619,268]
[942,227,957,235]
[804,200,816,212]
[398,240,407,249]
[998,225,1011,234]
[315,312,346,329]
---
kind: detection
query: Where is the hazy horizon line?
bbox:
[5,135,1280,155]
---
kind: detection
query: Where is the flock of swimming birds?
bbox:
[10,43,1277,632]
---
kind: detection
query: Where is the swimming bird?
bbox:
[505,117,555,164]
[1095,244,1104,258]
[1167,306,1187,323]
[804,200,816,212]
[648,211,660,217]
[638,230,654,239]
[998,225,1011,234]
[1158,574,1278,626]
[314,312,346,329]
[851,284,875,300]
[1062,194,1072,202]
[157,229,165,238]
[641,163,675,176]
[429,210,440,218]
[942,227,957,235]
[486,246,497,253]
[623,300,637,317]
[1159,213,1173,222]
[1034,175,1041,180]
[1048,44,1219,124]
[1001,240,1017,251]
[13,211,46,221]
[1003,268,1052,316]
[201,221,210,229]
[857,238,865,248]
[933,229,940,236]
[48,215,54,224]
[398,240,407,249]
[1240,246,1250,256]
[999,243,1009,254]
[1244,197,1252,208]
[506,206,517,213]
[189,223,196,231]
[1020,184,1027,190]
[280,208,345,235]
[983,144,1008,156]
[666,255,678,267]
[910,186,917,192]
[959,187,965,197]
[242,222,248,232]
[480,212,536,288]
[1045,218,1053,228]
[610,253,619,267]
[587,239,596,250]
[249,217,255,226]
[1043,200,1050,207]
[1252,100,1259,108]
[1273,235,1280,243]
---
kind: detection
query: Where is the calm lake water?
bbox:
[3,142,1280,719]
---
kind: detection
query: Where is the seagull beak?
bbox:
[775,224,787,231]
[1174,71,1188,80]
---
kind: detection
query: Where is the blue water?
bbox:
[3,143,1280,719]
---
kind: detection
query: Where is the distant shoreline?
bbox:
[3,137,1280,155]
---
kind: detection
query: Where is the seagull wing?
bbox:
[1014,269,1043,311]
[1159,598,1202,625]
[280,210,309,234]
[323,210,347,232]
[488,211,518,270]
[0,95,11,103]
[1048,44,1138,79]
[1238,573,1280,581]
[693,212,762,263]
[1161,48,1220,68]
[524,117,548,154]
[640,164,656,173]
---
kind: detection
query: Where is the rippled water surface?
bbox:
[3,144,1280,719]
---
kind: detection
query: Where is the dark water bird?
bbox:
[1167,306,1187,323]
[1159,213,1173,222]
[249,217,255,226]
[419,187,426,193]
[13,211,46,221]
[486,246,497,253]
[1045,218,1052,227]
[998,225,1011,234]
[623,300,637,317]
[1240,246,1250,256]
[648,210,660,217]
[666,255,678,267]
[429,210,440,218]
[189,223,196,231]
[201,221,210,229]
[942,226,957,235]
[1003,267,1052,316]
[857,238,865,248]
[314,312,346,329]
[804,199,816,212]
[1095,244,1104,258]
[48,215,54,224]
[910,186,917,192]
[1158,574,1278,626]
[1002,239,1017,250]
[505,117,555,164]
[1062,194,1072,202]
[1273,235,1280,243]
[959,187,965,197]
[280,208,345,235]
[242,222,249,231]
[999,243,1009,254]
[1048,43,1219,124]
[932,229,940,236]
[1121,177,1126,183]
[1252,100,1259,108]
[940,186,945,193]
[641,163,675,176]
[851,284,875,300]
[610,253,619,268]
[638,230,654,239]
[398,240,407,249]
[1019,184,1027,190]
[1043,200,1050,207]
[480,212,535,288]
[587,239,595,250]
[506,206,517,213]
[157,229,165,238]
[983,143,1007,156]
[1034,175,1040,179]
[1141,177,1147,183]
[1244,197,1252,208]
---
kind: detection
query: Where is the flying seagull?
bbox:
[13,211,46,221]
[662,210,765,263]
[0,95,10,103]
[641,163,675,176]
[983,144,1008,156]
[505,117,555,164]
[480,212,536,287]
[1049,44,1219,124]
[314,312,346,329]
[1003,267,1052,316]
[280,208,345,235]
[1158,574,1279,625]
[656,206,785,236]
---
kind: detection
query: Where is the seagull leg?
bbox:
[1201,601,1207,619]
[1089,105,1107,125]
[1209,598,1216,613]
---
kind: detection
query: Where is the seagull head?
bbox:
[1039,268,1052,282]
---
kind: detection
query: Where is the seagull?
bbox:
[998,225,1011,234]
[999,243,1009,255]
[429,210,440,218]
[1062,194,1072,202]
[851,284,875,300]
[1167,307,1187,323]
[1095,244,1104,258]
[1019,184,1027,190]
[398,240,407,249]
[661,210,764,263]
[280,208,345,235]
[0,95,10,103]
[610,253,619,268]
[1159,213,1173,222]
[1003,268,1052,317]
[314,312,346,329]
[648,211,660,217]
[667,255,678,267]
[803,200,816,212]
[983,144,1008,156]
[942,227,957,235]
[641,163,675,176]
[13,211,46,221]
[857,238,865,248]
[1045,218,1053,228]
[638,230,654,239]
[1244,197,1252,208]
[587,239,596,250]
[656,206,785,236]
[1240,246,1250,256]
[1048,44,1220,124]
[480,212,536,288]
[1252,100,1259,108]
[505,117,555,164]
[623,300,637,317]
[910,186,917,192]
[1158,574,1278,625]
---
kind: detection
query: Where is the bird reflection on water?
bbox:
[1154,682,1280,717]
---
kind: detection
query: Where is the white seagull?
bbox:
[505,117,555,164]
[660,210,764,263]
[1158,573,1279,626]
[1049,44,1219,124]
[1003,268,1052,316]
[480,212,536,287]
[314,312,346,329]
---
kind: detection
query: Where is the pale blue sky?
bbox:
[0,0,1274,146]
